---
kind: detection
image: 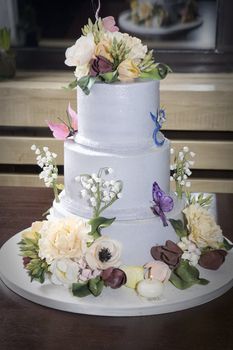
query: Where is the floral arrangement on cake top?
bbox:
[65,16,171,94]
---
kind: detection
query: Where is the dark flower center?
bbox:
[99,248,112,262]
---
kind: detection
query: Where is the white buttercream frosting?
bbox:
[75,79,159,151]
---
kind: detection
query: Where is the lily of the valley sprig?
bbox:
[75,167,123,218]
[47,103,78,140]
[170,146,195,199]
[65,16,171,94]
[31,145,63,202]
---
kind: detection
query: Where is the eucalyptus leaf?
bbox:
[72,282,92,297]
[88,216,116,239]
[169,219,188,238]
[169,260,209,290]
[88,277,104,297]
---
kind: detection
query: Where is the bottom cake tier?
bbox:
[50,192,184,265]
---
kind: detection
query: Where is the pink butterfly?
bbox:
[102,16,119,32]
[47,103,78,140]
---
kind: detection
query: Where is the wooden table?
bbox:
[0,187,233,350]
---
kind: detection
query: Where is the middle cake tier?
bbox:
[61,139,170,220]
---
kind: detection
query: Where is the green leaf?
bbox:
[222,238,233,251]
[99,70,118,83]
[76,75,97,95]
[88,277,104,297]
[169,260,209,290]
[88,217,116,239]
[72,282,92,297]
[169,219,188,238]
[140,63,172,80]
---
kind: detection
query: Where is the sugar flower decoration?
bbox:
[76,167,123,218]
[38,217,91,264]
[183,204,224,249]
[65,16,170,94]
[47,103,78,140]
[85,236,122,270]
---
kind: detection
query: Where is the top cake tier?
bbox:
[75,79,159,151]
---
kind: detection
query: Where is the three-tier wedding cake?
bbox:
[16,15,231,305]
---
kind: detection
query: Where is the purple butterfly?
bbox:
[151,182,174,227]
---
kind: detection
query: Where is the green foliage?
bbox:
[110,38,130,69]
[72,277,104,297]
[138,50,156,73]
[76,75,97,95]
[140,63,171,80]
[186,192,213,209]
[221,238,233,251]
[81,18,104,44]
[99,70,118,83]
[169,260,209,290]
[0,27,11,51]
[88,217,116,240]
[18,232,48,283]
[169,219,188,238]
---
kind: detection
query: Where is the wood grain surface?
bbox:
[0,187,233,350]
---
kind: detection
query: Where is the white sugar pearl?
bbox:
[136,279,164,299]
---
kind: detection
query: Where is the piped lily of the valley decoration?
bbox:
[64,16,171,94]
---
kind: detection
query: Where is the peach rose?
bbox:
[118,59,140,81]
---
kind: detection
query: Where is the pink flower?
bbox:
[47,103,78,140]
[102,16,119,32]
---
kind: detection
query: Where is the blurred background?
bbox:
[0,0,232,193]
[1,0,233,71]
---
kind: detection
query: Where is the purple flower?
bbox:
[151,182,174,226]
[101,267,127,289]
[89,55,113,77]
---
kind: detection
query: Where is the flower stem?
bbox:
[53,184,60,203]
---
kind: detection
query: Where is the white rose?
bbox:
[85,236,122,270]
[49,258,79,286]
[65,33,96,67]
[183,204,224,249]
[38,217,91,264]
[74,63,90,80]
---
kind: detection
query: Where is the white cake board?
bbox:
[1,232,233,316]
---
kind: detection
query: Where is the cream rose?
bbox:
[85,236,122,270]
[65,33,96,67]
[118,59,140,81]
[49,258,79,286]
[183,204,224,249]
[38,217,91,264]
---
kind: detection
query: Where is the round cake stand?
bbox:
[1,232,233,317]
